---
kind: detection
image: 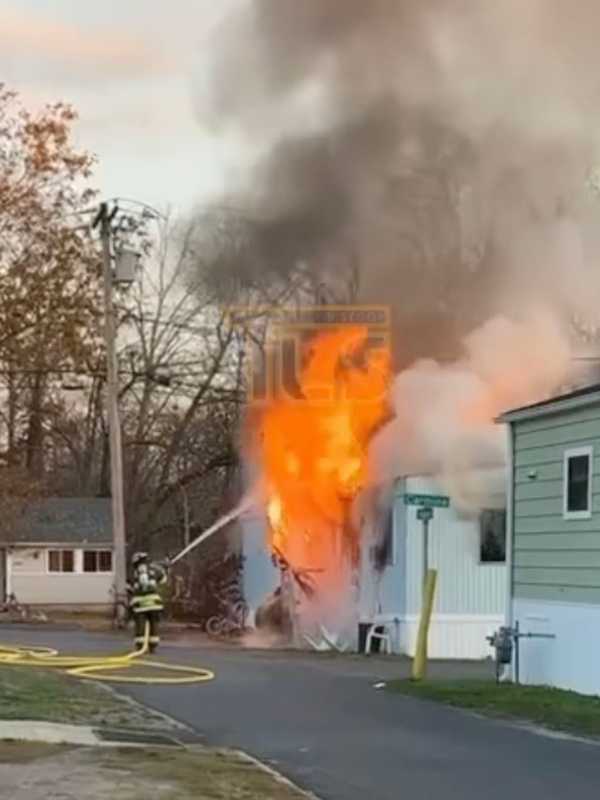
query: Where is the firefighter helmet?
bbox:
[131,551,148,567]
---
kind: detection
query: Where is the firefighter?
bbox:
[129,552,168,653]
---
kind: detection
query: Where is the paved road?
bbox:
[1,626,599,799]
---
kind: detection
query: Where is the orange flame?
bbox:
[256,326,391,584]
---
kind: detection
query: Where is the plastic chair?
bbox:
[365,621,392,655]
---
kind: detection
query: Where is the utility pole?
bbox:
[93,202,127,616]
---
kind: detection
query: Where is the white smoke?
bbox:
[370,310,573,511]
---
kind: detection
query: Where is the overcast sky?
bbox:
[0,0,243,211]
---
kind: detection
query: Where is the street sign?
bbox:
[404,493,450,509]
[416,507,434,522]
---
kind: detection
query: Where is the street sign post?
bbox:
[416,507,434,523]
[407,497,449,594]
[404,493,450,508]
[405,493,450,679]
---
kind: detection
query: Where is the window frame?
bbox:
[563,445,593,520]
[370,505,396,568]
[47,549,76,574]
[83,549,114,575]
[478,508,507,565]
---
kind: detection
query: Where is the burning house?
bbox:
[238,312,584,656]
[242,324,391,648]
[198,1,600,659]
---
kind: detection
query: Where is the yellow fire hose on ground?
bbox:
[0,622,214,685]
[0,508,254,686]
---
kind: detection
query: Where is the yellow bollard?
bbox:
[411,569,438,682]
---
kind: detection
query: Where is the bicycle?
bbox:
[0,592,47,622]
[205,599,248,638]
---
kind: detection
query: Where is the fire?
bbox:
[257,326,391,584]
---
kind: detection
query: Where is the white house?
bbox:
[242,474,507,659]
[359,475,506,659]
[1,498,114,609]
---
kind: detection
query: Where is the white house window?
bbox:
[479,510,506,563]
[48,550,75,573]
[83,550,113,573]
[564,446,593,519]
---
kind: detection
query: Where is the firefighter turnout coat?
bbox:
[130,561,167,616]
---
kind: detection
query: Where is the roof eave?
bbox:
[0,541,114,548]
[496,391,600,425]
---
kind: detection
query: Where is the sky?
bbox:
[0,0,243,211]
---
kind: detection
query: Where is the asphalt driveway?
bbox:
[1,626,598,800]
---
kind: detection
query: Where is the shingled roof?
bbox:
[8,498,113,546]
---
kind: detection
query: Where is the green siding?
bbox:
[516,532,600,550]
[515,442,600,468]
[514,567,600,587]
[514,550,600,568]
[516,420,600,449]
[515,583,600,604]
[517,515,600,534]
[515,404,600,433]
[512,401,600,603]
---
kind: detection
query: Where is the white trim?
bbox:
[5,550,12,597]
[498,391,600,424]
[361,612,503,625]
[14,572,113,578]
[401,613,504,624]
[505,424,514,633]
[4,542,113,549]
[563,446,593,520]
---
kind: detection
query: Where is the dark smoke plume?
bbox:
[196,0,600,367]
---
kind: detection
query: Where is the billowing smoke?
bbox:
[195,0,600,579]
[197,0,600,367]
[370,311,572,511]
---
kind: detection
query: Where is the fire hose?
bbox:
[0,503,252,685]
[0,621,214,685]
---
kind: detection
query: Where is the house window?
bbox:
[83,550,113,573]
[564,446,593,519]
[48,550,75,573]
[479,510,506,563]
[372,507,396,569]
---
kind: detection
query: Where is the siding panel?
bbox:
[516,420,600,449]
[403,476,506,617]
[515,583,600,604]
[515,444,600,468]
[515,463,563,483]
[515,480,563,501]
[512,402,600,604]
[514,567,600,588]
[516,533,600,549]
[515,550,600,569]
[516,406,600,434]
[516,515,600,534]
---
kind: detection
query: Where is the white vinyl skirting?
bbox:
[369,613,503,660]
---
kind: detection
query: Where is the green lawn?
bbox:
[0,665,164,729]
[388,680,600,738]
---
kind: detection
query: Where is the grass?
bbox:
[0,743,306,798]
[101,747,306,799]
[0,665,163,729]
[388,679,600,738]
[0,740,73,763]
